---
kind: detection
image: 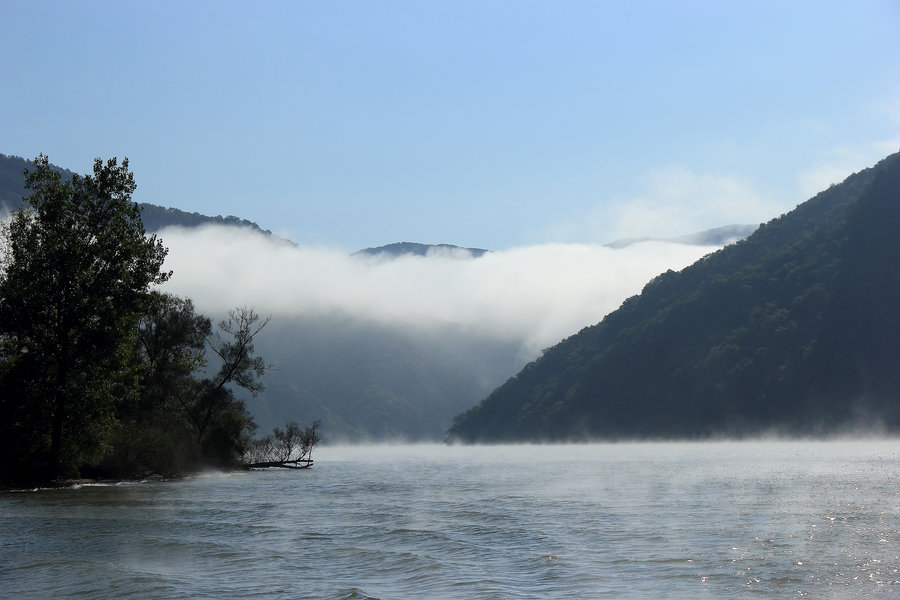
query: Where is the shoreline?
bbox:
[1,473,182,493]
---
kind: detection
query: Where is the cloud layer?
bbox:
[159,225,721,357]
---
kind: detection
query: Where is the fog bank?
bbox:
[159,225,721,356]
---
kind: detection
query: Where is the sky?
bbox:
[3,1,899,251]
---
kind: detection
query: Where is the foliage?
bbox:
[448,151,900,442]
[0,155,168,479]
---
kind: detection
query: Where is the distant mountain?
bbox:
[0,153,76,211]
[354,241,490,258]
[0,153,270,234]
[244,315,524,440]
[136,203,272,234]
[604,224,758,249]
[448,151,900,442]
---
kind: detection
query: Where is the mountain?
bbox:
[447,151,900,442]
[1,154,76,211]
[604,224,758,249]
[136,204,272,234]
[244,315,524,440]
[354,241,489,258]
[0,154,270,234]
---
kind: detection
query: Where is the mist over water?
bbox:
[4,441,900,599]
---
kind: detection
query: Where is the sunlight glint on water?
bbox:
[3,441,900,599]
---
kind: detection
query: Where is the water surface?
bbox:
[3,441,900,598]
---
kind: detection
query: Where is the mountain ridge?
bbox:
[0,153,272,235]
[353,241,490,259]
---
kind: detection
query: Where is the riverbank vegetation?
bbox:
[0,155,318,485]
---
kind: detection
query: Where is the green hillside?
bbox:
[448,151,900,442]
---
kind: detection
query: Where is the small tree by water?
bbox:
[244,420,321,469]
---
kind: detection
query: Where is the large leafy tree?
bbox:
[0,155,168,479]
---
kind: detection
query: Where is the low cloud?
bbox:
[599,167,776,241]
[158,225,720,357]
[796,139,900,201]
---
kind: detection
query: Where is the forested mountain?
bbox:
[137,204,271,234]
[1,154,269,233]
[448,151,900,442]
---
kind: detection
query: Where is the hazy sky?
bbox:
[3,1,899,250]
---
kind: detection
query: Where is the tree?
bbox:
[209,306,270,394]
[0,155,168,479]
[132,292,212,422]
[100,293,213,477]
[99,299,274,476]
[179,306,269,468]
[272,422,303,462]
[115,300,270,473]
[243,420,321,469]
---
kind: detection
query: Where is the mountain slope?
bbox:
[136,203,271,234]
[245,315,524,440]
[0,154,269,233]
[0,154,75,210]
[448,151,900,442]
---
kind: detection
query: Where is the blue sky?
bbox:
[3,1,899,251]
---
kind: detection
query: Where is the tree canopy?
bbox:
[0,155,317,484]
[0,156,168,479]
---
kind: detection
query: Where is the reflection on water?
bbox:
[3,441,900,599]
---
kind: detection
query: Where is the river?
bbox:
[3,441,900,598]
